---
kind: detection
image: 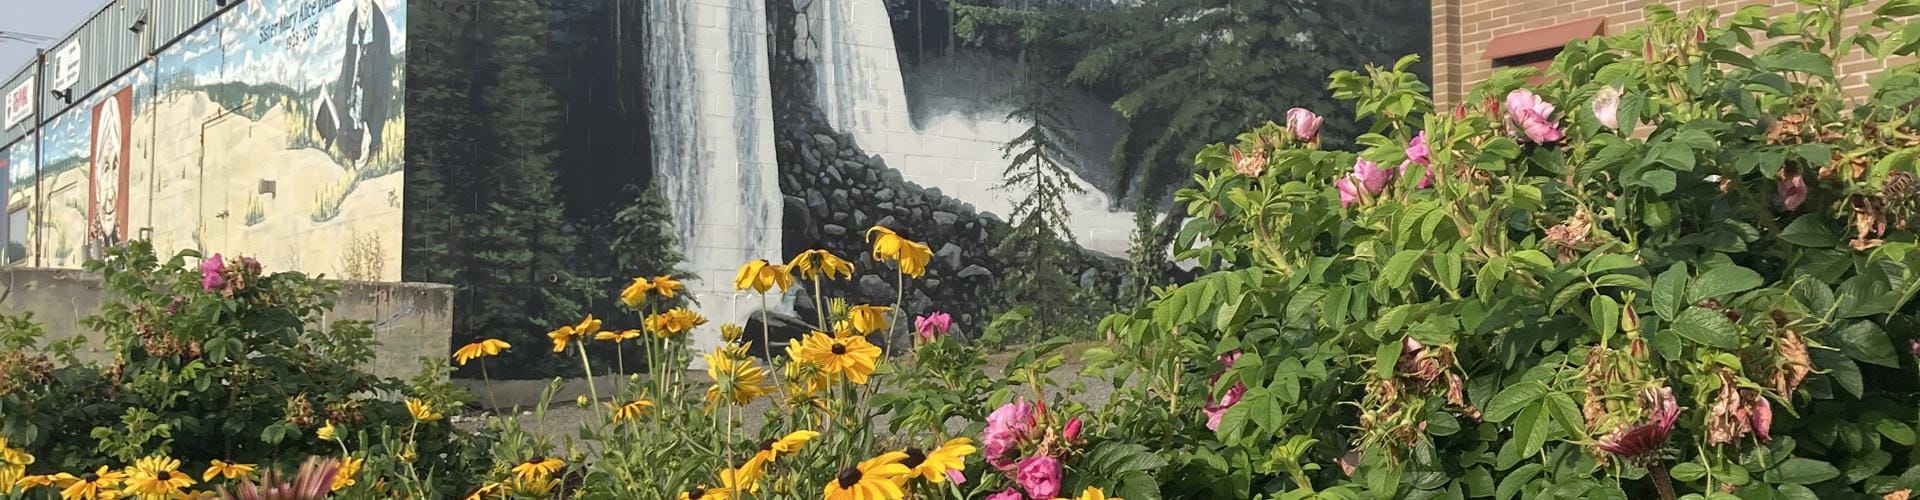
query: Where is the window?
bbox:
[1484,17,1608,78]
[7,208,24,264]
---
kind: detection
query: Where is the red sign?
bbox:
[3,80,30,128]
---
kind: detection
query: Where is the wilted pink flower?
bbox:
[1596,386,1679,457]
[1751,395,1773,443]
[1336,449,1363,476]
[201,253,227,291]
[1015,456,1062,499]
[946,469,968,485]
[1232,148,1268,177]
[1287,107,1323,144]
[983,399,1037,469]
[1778,168,1808,212]
[1400,132,1435,189]
[1205,352,1249,431]
[1063,417,1082,443]
[1592,86,1622,130]
[1504,89,1564,144]
[985,489,1024,500]
[915,312,953,340]
[1910,338,1920,358]
[240,256,262,273]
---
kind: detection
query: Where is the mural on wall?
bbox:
[9,0,405,279]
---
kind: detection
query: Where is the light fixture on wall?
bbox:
[215,0,229,7]
[128,18,146,33]
[50,88,72,104]
[258,179,276,198]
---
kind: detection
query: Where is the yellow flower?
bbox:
[704,350,772,406]
[720,323,746,343]
[201,459,256,481]
[14,473,68,490]
[331,456,363,491]
[550,314,602,352]
[453,339,512,366]
[865,226,933,278]
[743,429,820,482]
[620,277,654,308]
[125,456,196,498]
[0,437,31,466]
[317,420,339,442]
[822,452,911,500]
[733,259,795,293]
[720,466,761,494]
[846,305,892,336]
[679,485,733,500]
[652,276,685,298]
[407,399,444,422]
[606,397,655,423]
[648,307,709,339]
[595,329,643,343]
[796,331,882,385]
[902,438,975,484]
[1056,487,1122,500]
[509,474,558,496]
[465,482,505,500]
[788,248,855,281]
[511,456,564,481]
[58,466,123,500]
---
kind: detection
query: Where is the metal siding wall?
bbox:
[153,0,223,49]
[38,0,147,120]
[0,66,34,147]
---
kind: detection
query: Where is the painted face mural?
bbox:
[89,87,133,249]
[313,0,394,169]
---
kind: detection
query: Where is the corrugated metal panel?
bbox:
[0,65,35,148]
[38,0,149,119]
[152,0,224,48]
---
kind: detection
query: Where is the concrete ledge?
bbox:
[0,267,453,380]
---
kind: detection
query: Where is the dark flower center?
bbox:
[831,343,847,355]
[688,489,705,500]
[527,456,545,464]
[900,448,927,469]
[82,473,99,482]
[836,467,863,488]
[156,471,172,481]
[760,439,777,451]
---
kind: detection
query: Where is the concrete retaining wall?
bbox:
[0,267,451,380]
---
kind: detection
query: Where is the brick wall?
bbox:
[1431,0,1899,109]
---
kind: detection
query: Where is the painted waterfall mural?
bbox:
[0,0,406,278]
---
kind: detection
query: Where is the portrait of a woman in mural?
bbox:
[87,87,132,253]
[311,0,393,169]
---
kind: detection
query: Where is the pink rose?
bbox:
[1592,86,1622,130]
[986,489,1024,500]
[1204,351,1249,431]
[1596,386,1679,457]
[1286,108,1322,144]
[983,399,1037,469]
[201,253,227,291]
[1015,456,1062,499]
[1750,395,1773,443]
[1336,177,1362,208]
[1778,168,1807,212]
[1063,417,1082,443]
[1400,132,1435,189]
[915,312,953,340]
[1339,158,1394,207]
[1504,89,1564,144]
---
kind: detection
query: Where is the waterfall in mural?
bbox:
[806,0,1137,254]
[646,0,786,357]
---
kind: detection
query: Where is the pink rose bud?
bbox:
[1063,417,1082,443]
[1286,107,1322,144]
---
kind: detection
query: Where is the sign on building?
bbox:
[51,40,82,92]
[2,80,30,128]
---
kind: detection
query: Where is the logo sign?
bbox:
[2,80,30,128]
[51,40,82,91]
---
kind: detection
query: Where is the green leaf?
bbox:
[1875,418,1916,446]
[1759,45,1836,80]
[1590,295,1621,340]
[1878,0,1920,17]
[1642,169,1677,194]
[1671,462,1707,481]
[1765,458,1841,485]
[1830,320,1899,367]
[1778,216,1840,248]
[1384,250,1424,289]
[1654,264,1691,320]
[1377,337,1407,379]
[1545,392,1587,439]
[1670,307,1743,350]
[1484,381,1548,423]
[1685,264,1764,304]
[1495,463,1544,500]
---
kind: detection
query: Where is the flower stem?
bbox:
[886,269,905,360]
[1649,463,1677,500]
[812,275,828,331]
[578,344,602,419]
[480,361,500,412]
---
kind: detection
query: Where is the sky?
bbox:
[0,0,107,76]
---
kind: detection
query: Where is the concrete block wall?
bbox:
[0,267,451,380]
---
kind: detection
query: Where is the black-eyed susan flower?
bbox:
[901,438,975,484]
[202,459,256,481]
[678,485,733,500]
[651,276,684,299]
[796,331,882,385]
[823,452,911,500]
[550,314,602,352]
[406,399,444,422]
[125,456,196,497]
[744,430,820,474]
[465,481,505,500]
[316,420,339,442]
[606,397,655,423]
[734,259,795,293]
[59,466,122,500]
[789,247,855,281]
[0,437,30,467]
[846,305,891,336]
[620,277,654,308]
[453,338,511,366]
[330,456,363,491]
[720,323,746,343]
[511,456,564,481]
[865,226,933,278]
[13,473,67,491]
[705,350,772,406]
[1058,486,1122,500]
[720,466,762,495]
[782,345,831,397]
[649,307,709,339]
[509,474,558,496]
[596,329,643,343]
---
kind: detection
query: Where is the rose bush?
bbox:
[1090,1,1920,498]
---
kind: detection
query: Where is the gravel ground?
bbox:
[458,341,1122,442]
